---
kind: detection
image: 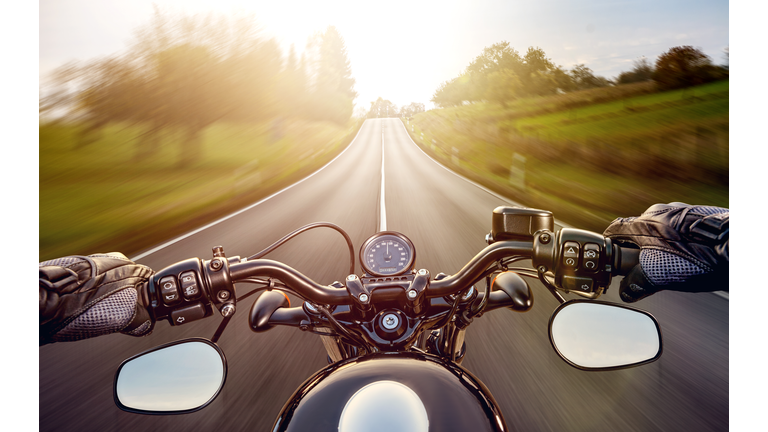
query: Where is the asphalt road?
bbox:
[39,118,728,431]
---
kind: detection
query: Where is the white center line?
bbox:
[379,129,387,232]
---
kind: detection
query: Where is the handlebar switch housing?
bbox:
[532,228,616,294]
[149,258,214,326]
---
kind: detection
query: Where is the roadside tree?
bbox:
[617,57,654,84]
[653,46,722,90]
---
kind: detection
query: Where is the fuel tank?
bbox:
[272,351,507,432]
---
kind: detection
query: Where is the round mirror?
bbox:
[549,300,662,370]
[114,338,227,414]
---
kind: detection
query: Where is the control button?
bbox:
[562,276,594,293]
[159,276,180,305]
[170,303,207,325]
[563,242,580,258]
[583,243,600,272]
[562,242,580,268]
[180,271,201,300]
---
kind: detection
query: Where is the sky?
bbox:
[38,0,729,112]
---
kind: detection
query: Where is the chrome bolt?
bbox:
[540,233,551,244]
[538,266,547,273]
[382,313,399,330]
[347,275,357,281]
[462,287,475,300]
[359,293,369,303]
[221,304,235,317]
[217,290,230,301]
[485,233,494,244]
[418,269,427,275]
[211,259,223,270]
[407,289,418,299]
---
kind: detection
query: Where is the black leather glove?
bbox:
[603,203,728,302]
[39,253,154,345]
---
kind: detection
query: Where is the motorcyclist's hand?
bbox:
[39,253,154,345]
[603,203,728,302]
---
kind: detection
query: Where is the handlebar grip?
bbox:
[614,245,640,276]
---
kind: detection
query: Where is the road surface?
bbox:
[40,118,728,431]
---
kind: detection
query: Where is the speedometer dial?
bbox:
[360,232,416,277]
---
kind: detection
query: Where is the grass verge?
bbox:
[404,81,728,231]
[40,119,362,261]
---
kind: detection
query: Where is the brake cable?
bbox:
[246,222,355,276]
[314,304,369,348]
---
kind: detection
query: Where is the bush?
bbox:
[652,46,723,90]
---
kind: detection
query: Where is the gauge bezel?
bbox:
[359,231,416,277]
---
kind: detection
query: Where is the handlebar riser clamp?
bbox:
[202,256,238,315]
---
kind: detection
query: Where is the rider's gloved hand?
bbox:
[39,253,154,345]
[603,203,728,303]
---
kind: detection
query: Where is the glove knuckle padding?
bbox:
[605,204,727,265]
[604,203,728,300]
[39,254,154,345]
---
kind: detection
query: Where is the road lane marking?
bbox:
[380,130,387,232]
[131,120,371,261]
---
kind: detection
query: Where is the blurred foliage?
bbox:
[653,46,728,90]
[364,98,425,118]
[367,97,397,118]
[410,80,728,231]
[39,8,363,259]
[432,42,728,109]
[431,43,611,108]
[617,57,654,85]
[39,119,362,261]
[39,8,357,166]
[400,102,426,118]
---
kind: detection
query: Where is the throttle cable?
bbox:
[247,222,355,276]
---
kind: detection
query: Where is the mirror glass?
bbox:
[550,302,661,369]
[115,339,226,413]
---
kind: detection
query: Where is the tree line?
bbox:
[40,9,357,166]
[365,97,425,118]
[431,43,728,108]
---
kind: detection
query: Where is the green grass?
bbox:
[506,81,728,140]
[405,80,728,231]
[40,119,361,261]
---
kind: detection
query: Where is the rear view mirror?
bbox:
[548,300,662,370]
[114,338,227,414]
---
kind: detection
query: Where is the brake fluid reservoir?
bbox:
[490,207,554,242]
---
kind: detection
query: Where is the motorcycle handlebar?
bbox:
[225,237,640,304]
[148,228,641,326]
[229,259,349,305]
[428,240,533,297]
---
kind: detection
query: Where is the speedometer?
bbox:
[359,232,416,277]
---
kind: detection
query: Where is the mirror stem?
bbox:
[212,315,232,344]
[538,273,566,304]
